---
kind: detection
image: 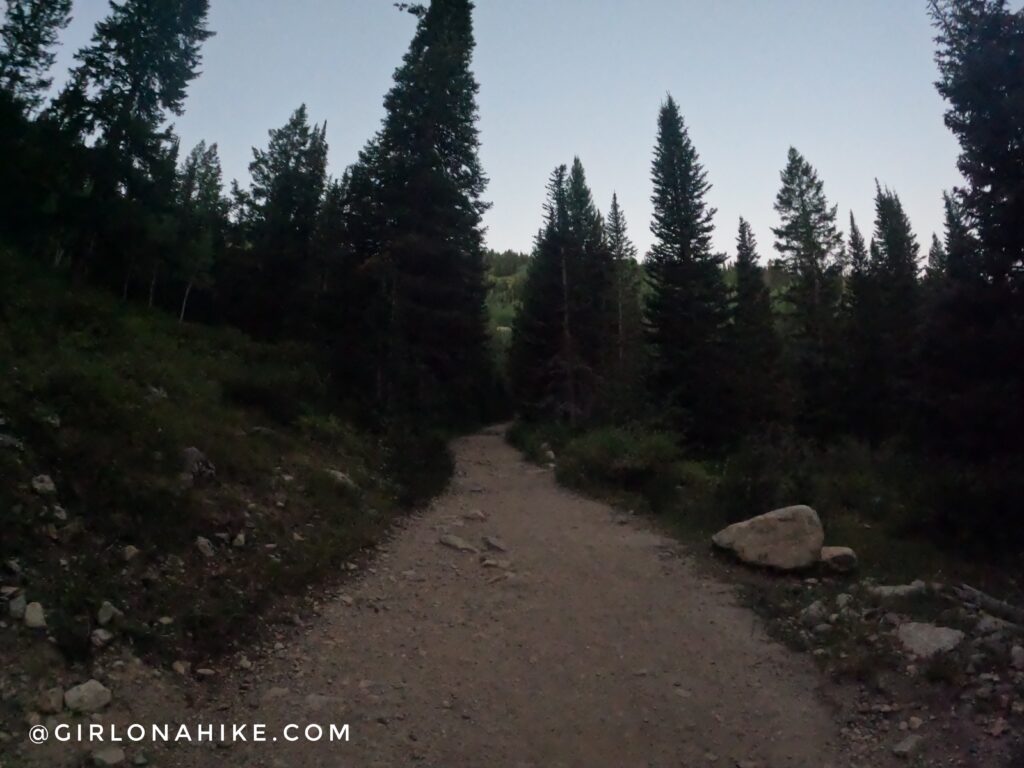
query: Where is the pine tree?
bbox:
[50,0,212,287]
[839,213,880,434]
[508,161,615,425]
[0,0,72,112]
[354,0,492,422]
[564,157,615,420]
[603,192,644,417]
[730,217,783,433]
[509,165,572,421]
[926,233,947,282]
[925,0,1024,458]
[941,190,978,282]
[842,186,921,439]
[176,140,225,322]
[229,105,327,337]
[772,147,844,435]
[644,95,730,447]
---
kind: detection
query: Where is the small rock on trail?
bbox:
[438,533,478,553]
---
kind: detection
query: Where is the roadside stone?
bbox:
[801,600,829,627]
[65,680,112,713]
[438,534,477,554]
[892,734,923,759]
[232,532,246,548]
[171,661,191,676]
[91,628,115,648]
[1011,645,1024,670]
[711,505,824,571]
[123,545,141,562]
[36,688,64,714]
[31,474,57,495]
[897,622,965,658]
[976,613,1017,635]
[908,716,924,731]
[481,558,512,570]
[482,535,508,553]
[24,601,45,628]
[868,581,927,599]
[97,601,123,626]
[820,546,857,573]
[8,592,26,620]
[462,510,487,522]
[0,433,24,451]
[195,536,215,558]
[324,469,358,491]
[836,593,853,610]
[91,746,125,766]
[182,447,215,485]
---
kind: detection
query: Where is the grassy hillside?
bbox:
[0,248,449,664]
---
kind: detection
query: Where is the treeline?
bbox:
[508,0,1024,553]
[0,0,496,426]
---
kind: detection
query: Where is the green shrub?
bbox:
[506,420,570,463]
[557,426,681,511]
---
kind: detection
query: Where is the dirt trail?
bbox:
[171,426,845,767]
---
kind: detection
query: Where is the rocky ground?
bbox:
[1,425,1021,767]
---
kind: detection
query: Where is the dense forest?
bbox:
[2,0,1023,566]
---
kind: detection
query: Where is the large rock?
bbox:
[820,546,858,573]
[181,447,215,486]
[8,592,26,620]
[896,622,964,658]
[711,505,824,570]
[65,680,112,713]
[24,601,45,628]
[31,474,57,495]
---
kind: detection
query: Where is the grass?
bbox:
[0,247,449,665]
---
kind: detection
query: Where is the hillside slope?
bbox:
[0,249,447,674]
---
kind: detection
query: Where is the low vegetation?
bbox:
[0,249,450,664]
[510,421,1022,592]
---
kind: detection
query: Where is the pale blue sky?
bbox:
[53,1,964,260]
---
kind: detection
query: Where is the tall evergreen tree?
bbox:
[603,192,644,416]
[0,0,72,112]
[644,95,730,447]
[175,140,225,322]
[772,147,844,435]
[50,0,212,286]
[509,161,615,425]
[360,0,492,421]
[228,105,327,337]
[839,213,881,435]
[926,233,947,282]
[843,186,921,439]
[924,0,1024,457]
[730,217,783,433]
[509,165,572,421]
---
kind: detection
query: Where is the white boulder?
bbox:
[712,505,824,570]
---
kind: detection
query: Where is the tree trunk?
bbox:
[148,269,157,308]
[179,280,193,323]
